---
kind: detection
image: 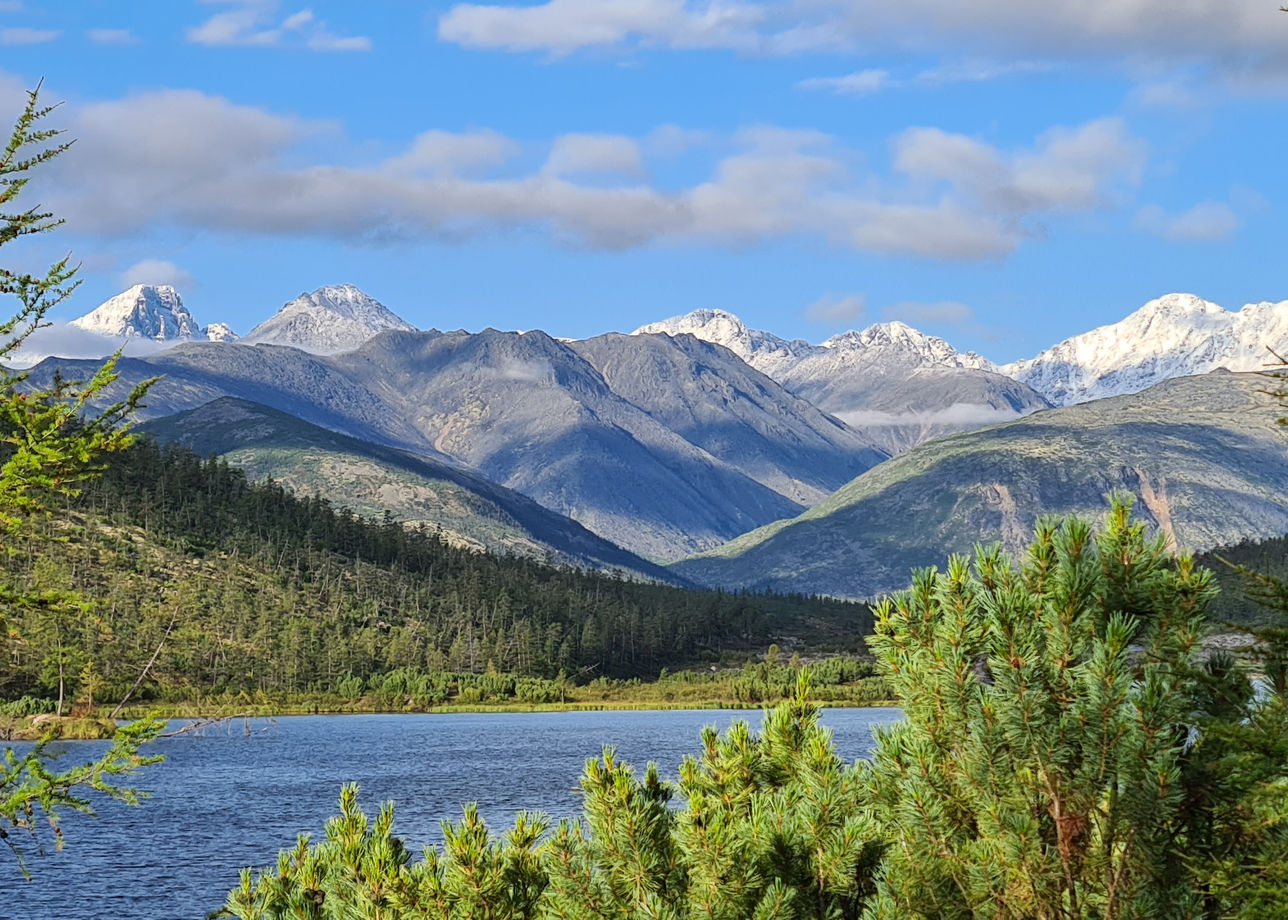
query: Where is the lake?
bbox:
[6,707,902,920]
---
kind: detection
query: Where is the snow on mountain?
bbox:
[70,284,202,341]
[244,284,416,354]
[202,322,240,343]
[820,322,994,371]
[633,310,992,376]
[1002,293,1288,405]
[633,309,815,378]
[632,310,1036,453]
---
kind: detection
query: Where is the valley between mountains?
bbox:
[26,281,1288,599]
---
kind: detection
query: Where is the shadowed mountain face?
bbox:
[672,372,1288,599]
[331,329,831,560]
[141,397,678,581]
[27,327,886,561]
[568,332,888,507]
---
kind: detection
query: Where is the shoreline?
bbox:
[3,696,899,740]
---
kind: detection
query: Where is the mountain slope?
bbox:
[334,328,807,560]
[634,310,1047,453]
[70,284,203,340]
[569,332,887,506]
[1002,293,1288,405]
[244,283,417,354]
[141,397,677,580]
[672,372,1288,598]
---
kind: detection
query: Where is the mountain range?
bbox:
[25,325,886,561]
[636,311,1050,454]
[59,282,1288,416]
[23,281,1288,585]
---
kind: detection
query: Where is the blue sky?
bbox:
[1,0,1286,361]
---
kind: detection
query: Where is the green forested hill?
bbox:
[140,396,675,579]
[674,372,1288,598]
[0,437,872,707]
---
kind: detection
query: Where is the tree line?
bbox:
[0,436,874,709]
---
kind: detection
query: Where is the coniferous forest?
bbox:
[0,436,876,712]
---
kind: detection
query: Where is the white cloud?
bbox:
[895,118,1146,213]
[804,292,865,324]
[833,0,1277,59]
[438,0,765,55]
[913,60,1055,86]
[847,202,1018,260]
[188,1,370,52]
[836,403,1030,429]
[436,0,1284,86]
[645,124,711,156]
[118,259,194,291]
[0,26,59,45]
[797,69,890,95]
[383,129,520,177]
[1136,200,1240,241]
[43,88,1148,261]
[7,322,175,368]
[1129,79,1206,109]
[87,28,140,45]
[543,133,645,177]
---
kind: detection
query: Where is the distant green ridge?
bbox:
[673,372,1288,598]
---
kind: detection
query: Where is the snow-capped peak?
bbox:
[70,284,202,341]
[203,322,240,343]
[633,309,815,377]
[820,321,994,370]
[244,284,417,355]
[1001,292,1288,405]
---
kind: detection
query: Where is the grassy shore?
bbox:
[3,661,894,739]
[3,675,895,740]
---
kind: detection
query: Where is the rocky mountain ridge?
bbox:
[23,326,888,561]
[1000,292,1288,405]
[61,285,1288,417]
[638,294,1288,411]
[635,309,1047,453]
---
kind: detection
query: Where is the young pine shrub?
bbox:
[863,500,1215,920]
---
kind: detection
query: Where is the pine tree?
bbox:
[0,82,161,873]
[864,501,1217,920]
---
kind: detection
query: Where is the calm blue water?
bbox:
[5,707,902,920]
